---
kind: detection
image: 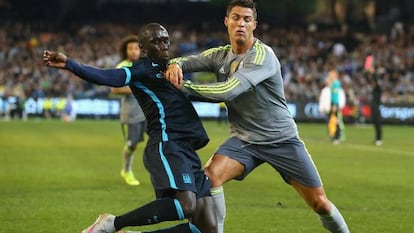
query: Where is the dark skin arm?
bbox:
[111,86,133,94]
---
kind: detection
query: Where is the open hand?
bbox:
[43,50,68,69]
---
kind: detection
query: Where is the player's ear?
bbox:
[252,20,257,31]
[224,16,229,27]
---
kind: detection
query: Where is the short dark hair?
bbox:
[118,35,139,60]
[226,0,257,20]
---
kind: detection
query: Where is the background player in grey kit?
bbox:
[166,0,350,232]
[111,35,146,186]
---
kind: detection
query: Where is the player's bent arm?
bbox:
[169,56,212,73]
[166,48,226,86]
[183,76,251,101]
[66,59,129,87]
[168,46,227,73]
[183,54,277,101]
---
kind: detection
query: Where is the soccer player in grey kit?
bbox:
[111,35,146,186]
[166,0,350,232]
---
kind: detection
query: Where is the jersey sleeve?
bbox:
[182,46,278,101]
[115,60,133,68]
[66,59,129,87]
[66,59,149,87]
[169,46,230,73]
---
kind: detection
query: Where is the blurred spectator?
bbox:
[1,20,414,121]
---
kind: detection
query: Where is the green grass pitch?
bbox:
[1,120,413,233]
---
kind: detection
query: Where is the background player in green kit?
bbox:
[166,0,350,232]
[111,35,146,186]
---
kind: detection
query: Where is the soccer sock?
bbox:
[211,186,226,233]
[142,222,201,233]
[318,202,350,233]
[122,145,134,172]
[114,198,185,230]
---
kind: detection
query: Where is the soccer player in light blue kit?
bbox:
[166,0,350,232]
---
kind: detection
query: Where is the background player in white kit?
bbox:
[166,0,350,232]
[111,35,146,186]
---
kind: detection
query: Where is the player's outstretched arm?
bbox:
[43,50,129,87]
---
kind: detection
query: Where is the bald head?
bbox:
[138,23,167,44]
[138,23,170,63]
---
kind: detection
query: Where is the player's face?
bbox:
[145,28,170,63]
[126,42,141,61]
[225,6,257,45]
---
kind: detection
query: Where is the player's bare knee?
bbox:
[126,140,137,151]
[127,144,137,151]
[194,197,217,233]
[181,200,197,217]
[205,166,228,187]
[311,196,331,215]
[176,193,197,217]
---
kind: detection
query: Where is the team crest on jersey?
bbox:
[182,174,192,184]
[230,61,239,74]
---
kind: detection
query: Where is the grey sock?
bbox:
[122,146,134,172]
[318,202,350,233]
[211,186,226,233]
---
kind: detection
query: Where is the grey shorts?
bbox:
[121,122,146,147]
[216,136,322,187]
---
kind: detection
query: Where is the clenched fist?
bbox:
[43,50,68,69]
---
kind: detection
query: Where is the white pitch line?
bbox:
[342,143,414,157]
[302,138,414,157]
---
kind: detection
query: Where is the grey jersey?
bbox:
[171,39,298,144]
[120,94,145,124]
[116,61,146,124]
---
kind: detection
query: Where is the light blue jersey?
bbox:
[330,80,341,105]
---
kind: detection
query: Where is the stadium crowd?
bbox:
[1,20,414,116]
